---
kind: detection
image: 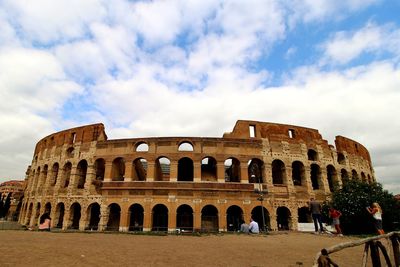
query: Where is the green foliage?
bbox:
[329,180,400,234]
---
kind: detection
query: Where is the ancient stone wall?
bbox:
[20,120,375,233]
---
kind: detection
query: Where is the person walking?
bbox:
[366,202,384,235]
[329,207,343,236]
[309,198,324,233]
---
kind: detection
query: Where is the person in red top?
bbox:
[329,207,343,236]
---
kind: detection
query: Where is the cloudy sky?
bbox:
[0,1,399,194]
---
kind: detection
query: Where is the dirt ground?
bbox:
[0,230,371,266]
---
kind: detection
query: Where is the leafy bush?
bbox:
[329,180,400,234]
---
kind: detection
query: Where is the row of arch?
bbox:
[21,201,316,232]
[28,156,373,194]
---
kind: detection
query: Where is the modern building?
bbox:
[19,120,374,232]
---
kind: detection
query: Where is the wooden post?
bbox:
[391,235,400,267]
[369,241,382,267]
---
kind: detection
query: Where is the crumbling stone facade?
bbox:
[19,120,375,232]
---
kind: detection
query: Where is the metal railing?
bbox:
[313,231,400,267]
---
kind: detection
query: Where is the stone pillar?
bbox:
[285,166,295,193]
[320,168,330,193]
[269,212,277,231]
[68,166,78,192]
[124,161,133,181]
[79,204,87,231]
[290,207,298,231]
[62,207,70,230]
[218,205,226,232]
[119,206,129,232]
[98,205,109,231]
[50,206,57,228]
[217,163,225,183]
[304,166,314,196]
[143,206,152,232]
[104,162,113,182]
[84,165,96,189]
[240,165,249,183]
[146,162,155,182]
[170,162,178,182]
[193,162,201,182]
[168,209,177,232]
[193,203,202,231]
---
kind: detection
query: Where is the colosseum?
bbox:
[19,120,375,232]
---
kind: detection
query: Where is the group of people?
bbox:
[309,197,384,236]
[240,218,260,234]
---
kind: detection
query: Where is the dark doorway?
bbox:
[88,203,101,230]
[152,204,168,232]
[176,204,193,232]
[201,205,218,232]
[106,204,121,231]
[226,205,243,232]
[129,204,144,231]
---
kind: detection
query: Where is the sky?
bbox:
[0,0,399,194]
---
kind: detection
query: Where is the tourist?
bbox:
[309,198,324,233]
[248,218,259,234]
[328,207,343,236]
[239,220,249,233]
[39,213,51,231]
[366,202,384,235]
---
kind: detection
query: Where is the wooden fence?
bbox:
[313,231,400,267]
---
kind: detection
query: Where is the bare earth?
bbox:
[0,231,366,267]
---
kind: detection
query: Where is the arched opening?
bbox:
[251,206,270,231]
[201,205,218,232]
[176,204,193,232]
[54,203,65,228]
[129,204,144,231]
[77,160,88,189]
[152,204,168,232]
[87,203,101,231]
[94,158,105,181]
[112,157,125,181]
[224,158,240,182]
[367,174,372,183]
[272,159,285,185]
[178,141,194,151]
[341,169,349,185]
[26,203,33,225]
[155,157,170,181]
[106,203,121,231]
[44,202,51,214]
[277,206,291,230]
[51,163,59,186]
[248,158,264,183]
[326,165,337,192]
[66,147,74,157]
[361,172,366,182]
[226,205,243,232]
[352,170,358,180]
[69,203,81,230]
[337,153,346,164]
[178,157,193,182]
[292,161,305,186]
[42,165,48,187]
[201,157,217,182]
[310,164,320,190]
[34,203,41,226]
[298,207,312,223]
[308,149,318,161]
[132,158,147,181]
[63,162,72,188]
[136,142,149,152]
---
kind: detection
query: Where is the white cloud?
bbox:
[321,23,400,65]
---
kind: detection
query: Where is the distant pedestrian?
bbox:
[39,213,51,231]
[309,198,324,233]
[248,218,259,234]
[329,207,343,236]
[366,202,384,235]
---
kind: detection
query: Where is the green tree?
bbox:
[329,180,400,235]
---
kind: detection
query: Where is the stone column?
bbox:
[240,165,249,183]
[119,206,129,232]
[124,161,133,181]
[218,205,226,232]
[98,205,109,231]
[170,162,178,182]
[62,207,70,230]
[67,165,78,193]
[217,163,225,183]
[79,204,87,231]
[146,162,155,182]
[304,165,314,196]
[290,207,298,231]
[84,164,96,189]
[269,212,277,231]
[168,209,177,232]
[193,203,202,232]
[193,162,201,182]
[285,166,295,194]
[104,162,113,182]
[143,205,152,232]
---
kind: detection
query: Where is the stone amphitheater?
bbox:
[19,120,375,232]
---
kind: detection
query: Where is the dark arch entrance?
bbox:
[44,202,52,214]
[152,204,168,232]
[129,204,144,231]
[226,205,243,232]
[201,205,218,232]
[107,203,121,231]
[176,204,193,232]
[178,157,194,181]
[277,206,291,230]
[251,206,270,232]
[70,203,81,230]
[55,203,65,228]
[87,203,100,230]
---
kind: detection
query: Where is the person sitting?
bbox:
[240,221,249,233]
[248,218,259,234]
[39,213,51,231]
